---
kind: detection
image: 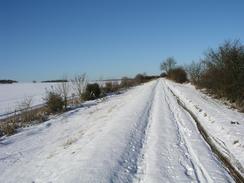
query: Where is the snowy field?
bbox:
[0,81,116,116]
[0,79,243,182]
[0,82,66,116]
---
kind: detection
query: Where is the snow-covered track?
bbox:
[133,79,233,183]
[0,79,238,182]
[111,80,158,182]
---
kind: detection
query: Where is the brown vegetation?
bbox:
[0,73,157,137]
[167,67,188,83]
[186,40,244,111]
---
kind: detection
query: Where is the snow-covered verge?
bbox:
[0,81,112,117]
[165,79,244,178]
[0,79,234,182]
[0,81,156,182]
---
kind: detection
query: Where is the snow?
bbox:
[0,81,110,116]
[0,79,242,182]
[165,79,244,178]
[135,80,232,183]
[0,83,61,116]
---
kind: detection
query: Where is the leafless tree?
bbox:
[72,74,87,102]
[200,40,244,104]
[185,61,202,84]
[17,96,33,123]
[56,76,70,110]
[160,57,176,74]
[17,96,33,111]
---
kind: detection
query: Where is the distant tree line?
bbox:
[41,79,68,83]
[0,80,18,84]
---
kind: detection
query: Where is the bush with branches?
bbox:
[120,77,135,88]
[72,74,87,102]
[167,67,188,83]
[102,82,120,93]
[134,73,146,84]
[45,91,64,113]
[160,57,176,74]
[198,40,244,104]
[0,123,17,136]
[56,76,70,110]
[83,83,101,100]
[17,96,36,123]
[185,61,203,85]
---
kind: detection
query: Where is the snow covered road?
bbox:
[0,79,237,182]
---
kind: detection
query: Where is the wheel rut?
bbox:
[165,80,244,183]
[110,81,158,183]
[133,79,234,182]
[162,81,212,182]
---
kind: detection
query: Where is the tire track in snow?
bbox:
[133,79,233,183]
[135,80,205,183]
[0,79,235,182]
[132,83,159,183]
[162,82,212,183]
[165,81,244,183]
[110,81,158,183]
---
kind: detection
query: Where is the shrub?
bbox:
[45,92,64,113]
[198,40,244,104]
[0,123,16,136]
[103,82,113,93]
[134,74,145,84]
[185,61,203,85]
[17,97,35,123]
[120,77,135,88]
[160,57,176,74]
[83,83,101,100]
[56,76,70,110]
[160,72,167,77]
[71,74,87,102]
[111,82,120,92]
[167,67,188,83]
[134,73,159,84]
[102,82,120,93]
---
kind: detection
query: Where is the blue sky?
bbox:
[0,0,244,81]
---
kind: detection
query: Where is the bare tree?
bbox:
[160,57,176,74]
[185,61,202,84]
[56,76,70,110]
[72,74,87,102]
[17,96,33,123]
[17,96,33,111]
[200,40,244,104]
